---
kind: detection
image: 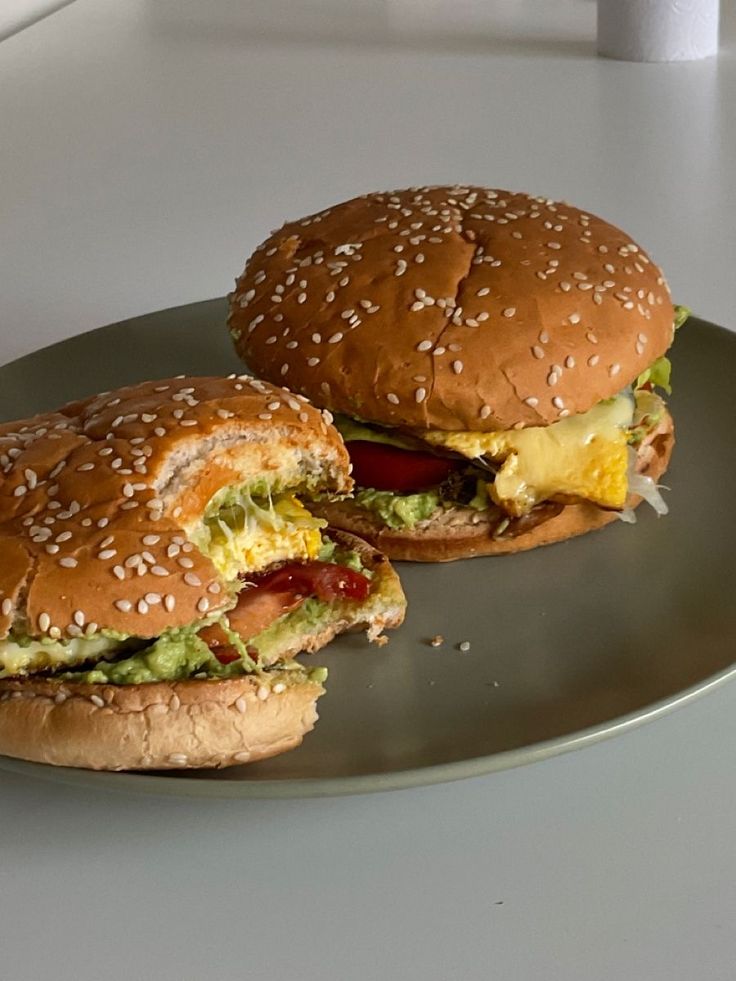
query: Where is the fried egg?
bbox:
[421,395,634,517]
[194,493,326,580]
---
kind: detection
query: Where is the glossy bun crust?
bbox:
[314,413,674,562]
[0,376,350,645]
[229,186,675,432]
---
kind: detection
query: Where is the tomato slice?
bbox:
[200,561,371,659]
[249,561,371,602]
[212,646,241,665]
[199,588,304,653]
[346,440,459,493]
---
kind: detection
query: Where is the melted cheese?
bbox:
[0,633,119,678]
[421,395,634,516]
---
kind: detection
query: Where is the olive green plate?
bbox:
[1,302,734,798]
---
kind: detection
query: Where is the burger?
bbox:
[228,185,685,561]
[0,375,405,769]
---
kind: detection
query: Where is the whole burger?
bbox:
[0,376,405,769]
[228,185,685,561]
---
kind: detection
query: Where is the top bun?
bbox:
[0,376,350,643]
[229,185,675,432]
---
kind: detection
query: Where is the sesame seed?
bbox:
[142,535,160,546]
[164,594,176,613]
[532,346,544,359]
[415,387,427,403]
[113,565,125,580]
[328,332,343,344]
[539,331,550,344]
[257,686,270,701]
[307,358,320,367]
[38,612,51,632]
[13,485,27,497]
[568,313,581,325]
[452,360,464,374]
[432,347,446,356]
[90,695,105,708]
[458,641,471,652]
[151,566,169,577]
[197,597,209,614]
[565,356,576,368]
[588,355,600,366]
[586,332,598,345]
[59,557,77,568]
[144,593,162,605]
[235,697,248,714]
[114,600,132,613]
[524,397,539,407]
[387,393,400,405]
[480,405,492,419]
[1,598,12,617]
[417,340,432,352]
[552,396,565,409]
[477,287,490,297]
[502,307,516,318]
[136,599,149,615]
[609,363,621,377]
[184,573,202,587]
[547,371,559,387]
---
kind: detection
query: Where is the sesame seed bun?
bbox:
[0,382,407,770]
[313,410,673,561]
[228,185,675,431]
[0,375,350,643]
[0,671,324,770]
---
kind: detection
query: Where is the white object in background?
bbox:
[598,0,719,61]
[0,0,77,43]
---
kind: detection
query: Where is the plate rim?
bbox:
[1,304,734,798]
[2,659,735,799]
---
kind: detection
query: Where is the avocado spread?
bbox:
[63,603,332,685]
[60,538,372,685]
[353,488,441,529]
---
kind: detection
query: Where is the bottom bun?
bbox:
[0,530,407,771]
[0,671,324,771]
[315,415,675,562]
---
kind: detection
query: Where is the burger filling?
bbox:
[333,307,686,532]
[0,478,391,684]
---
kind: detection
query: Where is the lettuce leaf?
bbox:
[636,355,672,395]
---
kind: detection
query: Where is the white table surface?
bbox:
[1,3,735,978]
